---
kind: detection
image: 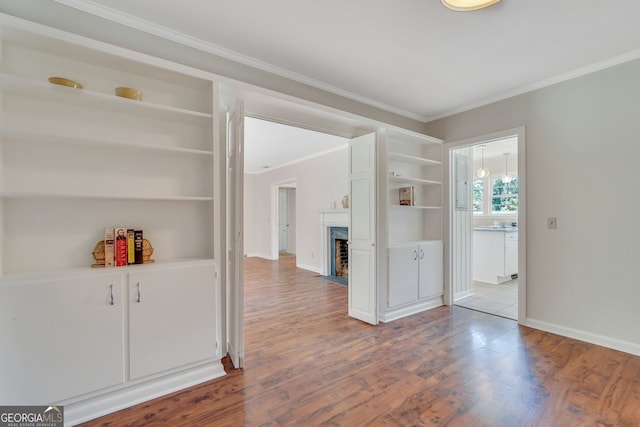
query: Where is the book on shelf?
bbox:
[134,230,144,265]
[127,229,136,265]
[104,228,115,267]
[114,227,128,266]
[399,186,415,206]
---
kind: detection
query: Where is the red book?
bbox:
[114,227,128,266]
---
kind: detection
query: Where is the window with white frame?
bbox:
[473,176,518,215]
[491,177,518,213]
[473,179,484,214]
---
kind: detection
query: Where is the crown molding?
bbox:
[246,144,348,175]
[424,49,640,123]
[53,0,427,122]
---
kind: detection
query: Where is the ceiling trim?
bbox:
[53,0,427,122]
[424,49,640,122]
[246,144,348,176]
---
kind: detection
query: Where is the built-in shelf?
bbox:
[390,204,442,210]
[0,191,213,201]
[389,176,441,186]
[0,258,216,283]
[0,127,214,156]
[0,73,213,124]
[388,152,442,166]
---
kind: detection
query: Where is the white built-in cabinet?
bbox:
[0,272,125,405]
[0,13,224,424]
[388,241,444,308]
[377,129,444,322]
[129,264,217,380]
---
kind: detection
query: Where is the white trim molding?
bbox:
[524,318,640,358]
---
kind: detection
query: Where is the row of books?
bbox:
[104,228,143,267]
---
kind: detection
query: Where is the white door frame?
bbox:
[444,127,527,323]
[227,103,245,368]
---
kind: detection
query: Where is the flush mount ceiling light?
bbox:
[477,145,489,178]
[441,0,501,12]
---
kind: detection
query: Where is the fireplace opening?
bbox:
[329,226,348,285]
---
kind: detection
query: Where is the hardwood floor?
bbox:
[81,256,640,426]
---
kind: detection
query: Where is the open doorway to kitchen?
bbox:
[449,129,525,321]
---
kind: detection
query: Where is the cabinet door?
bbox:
[0,274,124,404]
[129,264,217,380]
[419,241,444,299]
[504,233,518,276]
[388,245,419,307]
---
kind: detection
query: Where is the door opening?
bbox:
[448,129,525,322]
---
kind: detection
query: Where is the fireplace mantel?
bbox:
[319,209,348,276]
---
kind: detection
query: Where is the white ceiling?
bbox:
[55,0,640,122]
[244,116,347,174]
[52,1,640,171]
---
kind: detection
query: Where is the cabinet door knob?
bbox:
[136,282,142,303]
[413,250,418,260]
[420,249,425,260]
[109,284,114,306]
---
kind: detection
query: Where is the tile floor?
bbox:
[455,279,518,320]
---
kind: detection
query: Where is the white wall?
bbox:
[426,58,640,355]
[244,148,348,273]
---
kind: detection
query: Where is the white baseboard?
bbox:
[379,298,443,323]
[454,289,474,301]
[296,263,322,274]
[245,253,277,260]
[524,318,640,357]
[64,361,225,426]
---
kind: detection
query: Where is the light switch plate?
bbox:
[547,217,557,229]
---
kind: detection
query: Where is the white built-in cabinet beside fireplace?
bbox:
[0,13,225,425]
[378,129,443,322]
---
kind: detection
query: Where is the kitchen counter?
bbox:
[474,226,518,232]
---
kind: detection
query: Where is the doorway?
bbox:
[448,128,526,322]
[278,185,297,256]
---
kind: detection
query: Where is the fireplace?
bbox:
[329,226,348,285]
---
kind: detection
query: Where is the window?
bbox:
[473,179,484,214]
[491,177,518,213]
[473,176,518,215]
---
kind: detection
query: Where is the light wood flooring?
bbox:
[81,256,640,426]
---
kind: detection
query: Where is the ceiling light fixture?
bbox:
[502,152,512,183]
[441,0,501,12]
[477,145,489,178]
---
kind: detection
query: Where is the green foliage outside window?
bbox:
[492,178,518,213]
[473,179,484,213]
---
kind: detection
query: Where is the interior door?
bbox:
[278,188,288,252]
[348,133,378,325]
[227,103,244,368]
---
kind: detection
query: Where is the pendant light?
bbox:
[441,0,501,12]
[477,145,489,178]
[502,152,512,183]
